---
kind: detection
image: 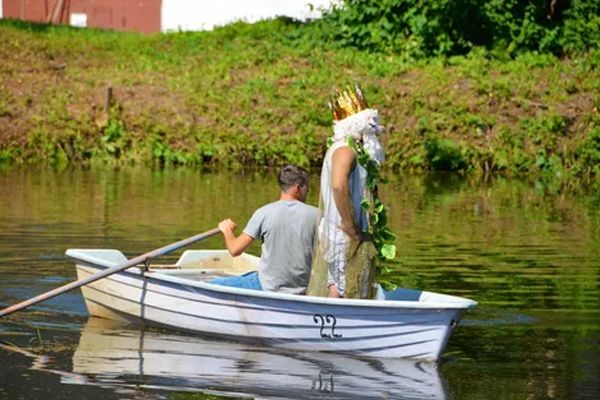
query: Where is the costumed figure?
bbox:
[307,85,394,299]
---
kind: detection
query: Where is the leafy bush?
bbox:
[573,124,600,177]
[320,0,600,57]
[425,137,469,171]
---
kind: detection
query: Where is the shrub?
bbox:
[320,0,600,57]
[425,137,469,171]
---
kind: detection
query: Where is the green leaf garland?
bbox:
[346,137,397,289]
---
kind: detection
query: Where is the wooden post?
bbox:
[104,85,113,114]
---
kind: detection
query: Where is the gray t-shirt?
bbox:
[243,200,320,294]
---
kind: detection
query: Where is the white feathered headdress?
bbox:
[329,86,384,165]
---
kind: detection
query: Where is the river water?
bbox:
[0,167,598,400]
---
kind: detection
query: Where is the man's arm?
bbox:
[331,146,361,241]
[218,219,254,257]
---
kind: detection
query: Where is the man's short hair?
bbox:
[278,164,309,192]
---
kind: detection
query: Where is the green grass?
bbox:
[0,18,598,184]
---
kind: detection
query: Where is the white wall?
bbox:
[0,0,3,19]
[161,0,335,32]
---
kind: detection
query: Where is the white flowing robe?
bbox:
[318,141,369,296]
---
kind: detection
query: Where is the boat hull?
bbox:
[74,258,472,360]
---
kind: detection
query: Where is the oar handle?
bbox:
[0,228,221,318]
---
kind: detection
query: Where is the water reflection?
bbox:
[63,318,447,399]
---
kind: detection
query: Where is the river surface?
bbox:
[0,167,598,400]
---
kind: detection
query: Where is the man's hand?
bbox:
[338,220,362,242]
[218,218,253,257]
[328,283,342,298]
[218,219,236,234]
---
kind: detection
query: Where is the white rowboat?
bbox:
[67,248,477,360]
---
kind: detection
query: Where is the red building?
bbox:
[2,0,162,34]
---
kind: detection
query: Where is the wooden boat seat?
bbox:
[151,268,242,283]
[175,250,258,274]
[144,250,258,280]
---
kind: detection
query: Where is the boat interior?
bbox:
[67,249,476,306]
[153,250,430,301]
[148,250,259,283]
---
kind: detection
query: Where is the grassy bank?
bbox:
[0,18,598,182]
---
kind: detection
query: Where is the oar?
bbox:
[0,228,221,318]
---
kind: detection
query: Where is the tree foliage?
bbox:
[320,0,600,57]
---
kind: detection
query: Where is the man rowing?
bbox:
[212,164,319,294]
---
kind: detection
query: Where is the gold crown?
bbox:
[329,85,370,121]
